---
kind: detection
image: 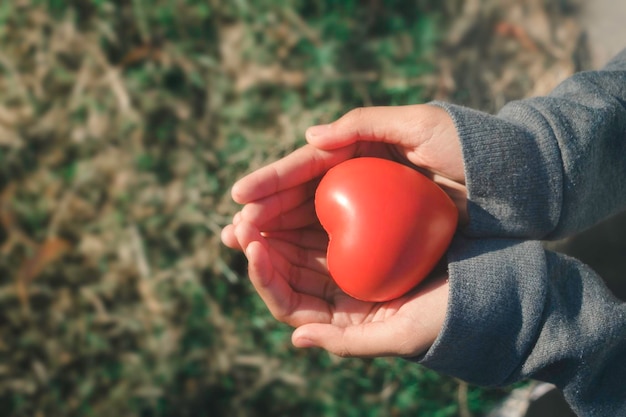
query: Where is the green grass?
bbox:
[0,1,524,416]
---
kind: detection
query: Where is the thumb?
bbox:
[305,104,442,151]
[292,321,427,358]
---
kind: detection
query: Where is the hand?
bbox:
[222,104,466,252]
[232,219,449,358]
[222,104,461,357]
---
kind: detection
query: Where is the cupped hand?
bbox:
[221,104,461,357]
[233,219,448,358]
[221,104,466,251]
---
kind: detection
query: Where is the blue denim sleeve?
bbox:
[432,48,626,240]
[418,237,626,417]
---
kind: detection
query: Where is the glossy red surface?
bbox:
[315,157,457,302]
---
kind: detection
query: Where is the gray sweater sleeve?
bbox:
[434,49,626,240]
[419,238,626,417]
[417,50,626,416]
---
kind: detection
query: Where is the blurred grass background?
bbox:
[0,1,592,416]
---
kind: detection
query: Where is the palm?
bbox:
[233,210,447,358]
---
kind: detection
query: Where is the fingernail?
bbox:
[306,124,332,138]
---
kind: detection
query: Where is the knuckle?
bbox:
[270,292,301,326]
[271,308,290,324]
[336,345,353,358]
[342,107,373,141]
[343,107,367,125]
[273,313,287,324]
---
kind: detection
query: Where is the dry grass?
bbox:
[0,1,590,416]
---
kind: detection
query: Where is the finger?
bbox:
[236,221,333,327]
[305,105,433,150]
[221,211,244,249]
[266,243,336,300]
[292,277,449,358]
[240,221,333,297]
[306,105,465,183]
[255,200,319,232]
[231,144,354,204]
[262,227,329,251]
[221,224,241,250]
[292,321,415,358]
[263,229,334,300]
[265,237,328,276]
[240,180,318,227]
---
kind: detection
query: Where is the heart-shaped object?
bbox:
[315,157,457,302]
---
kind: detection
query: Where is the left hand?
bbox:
[222,105,467,252]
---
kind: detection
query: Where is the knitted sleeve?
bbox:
[419,237,626,417]
[417,49,626,416]
[432,48,626,240]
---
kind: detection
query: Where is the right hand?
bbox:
[229,218,450,358]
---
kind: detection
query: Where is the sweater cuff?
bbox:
[429,101,563,239]
[418,236,548,386]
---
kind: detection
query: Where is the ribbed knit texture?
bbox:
[431,49,626,240]
[417,49,626,416]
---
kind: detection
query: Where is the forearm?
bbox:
[418,237,626,416]
[434,48,626,239]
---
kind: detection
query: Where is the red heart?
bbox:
[315,157,457,302]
